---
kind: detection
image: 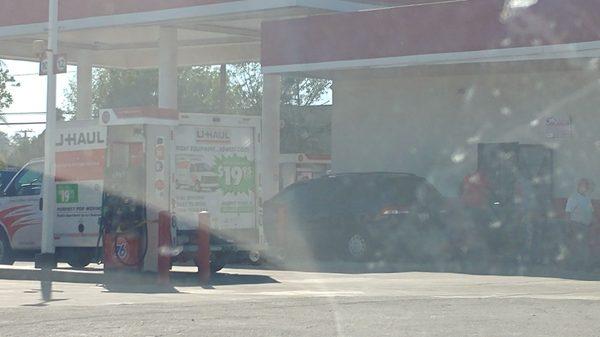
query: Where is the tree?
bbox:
[227,63,332,114]
[0,60,20,122]
[62,62,332,117]
[64,68,159,119]
[0,131,10,168]
[5,132,44,168]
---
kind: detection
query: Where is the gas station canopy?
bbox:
[0,0,398,68]
[262,0,600,76]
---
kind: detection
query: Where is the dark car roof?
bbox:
[280,172,429,197]
[308,172,425,185]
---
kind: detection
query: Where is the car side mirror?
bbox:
[18,185,42,196]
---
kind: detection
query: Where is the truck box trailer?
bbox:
[0,113,265,270]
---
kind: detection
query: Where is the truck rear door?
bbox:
[174,118,261,248]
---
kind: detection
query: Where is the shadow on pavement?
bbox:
[170,270,279,287]
[238,258,600,281]
[0,266,279,293]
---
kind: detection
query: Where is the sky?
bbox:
[1,59,75,137]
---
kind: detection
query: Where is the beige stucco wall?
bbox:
[332,60,600,198]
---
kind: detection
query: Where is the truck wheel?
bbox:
[0,231,15,265]
[194,256,226,274]
[67,253,92,269]
[248,250,262,265]
[211,262,226,274]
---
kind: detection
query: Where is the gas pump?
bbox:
[99,108,178,274]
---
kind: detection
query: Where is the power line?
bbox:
[18,129,34,138]
[10,71,76,77]
[0,122,46,126]
[0,112,47,115]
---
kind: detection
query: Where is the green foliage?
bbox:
[62,62,332,117]
[64,68,159,118]
[0,61,20,122]
[4,132,44,168]
[0,131,10,167]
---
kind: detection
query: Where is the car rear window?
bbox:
[325,175,422,206]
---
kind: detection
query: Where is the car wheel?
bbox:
[0,231,15,265]
[345,231,371,261]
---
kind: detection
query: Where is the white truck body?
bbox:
[53,121,107,247]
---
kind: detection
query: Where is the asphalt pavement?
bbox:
[1,262,600,336]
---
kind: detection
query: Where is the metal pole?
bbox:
[76,50,93,120]
[261,74,282,200]
[39,0,58,265]
[158,27,178,109]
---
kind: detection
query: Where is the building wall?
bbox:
[332,61,600,198]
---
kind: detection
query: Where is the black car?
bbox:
[264,172,453,262]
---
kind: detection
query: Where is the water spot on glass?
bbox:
[493,89,501,97]
[463,87,475,103]
[500,107,512,116]
[530,119,539,127]
[530,39,543,46]
[467,135,481,145]
[451,150,466,164]
[508,0,538,8]
[489,221,503,229]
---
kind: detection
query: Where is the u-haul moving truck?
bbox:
[174,113,264,267]
[0,113,265,269]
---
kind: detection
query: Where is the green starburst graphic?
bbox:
[214,154,255,195]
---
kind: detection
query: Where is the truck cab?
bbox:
[0,159,99,268]
[0,159,44,264]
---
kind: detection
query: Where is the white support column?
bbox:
[39,0,58,276]
[158,27,178,109]
[76,51,93,120]
[261,74,282,200]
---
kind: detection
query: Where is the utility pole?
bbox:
[18,129,34,139]
[37,0,59,301]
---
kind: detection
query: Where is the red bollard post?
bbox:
[197,212,211,283]
[158,211,172,285]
